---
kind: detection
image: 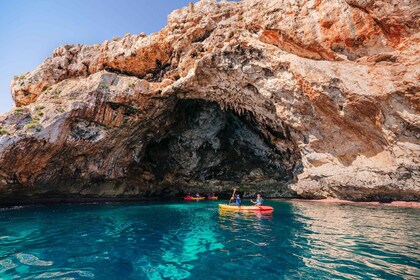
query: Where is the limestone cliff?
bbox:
[0,0,419,203]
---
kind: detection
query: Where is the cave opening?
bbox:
[139,99,301,196]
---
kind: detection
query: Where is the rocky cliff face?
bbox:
[0,0,419,203]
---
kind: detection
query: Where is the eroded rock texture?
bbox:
[0,0,419,202]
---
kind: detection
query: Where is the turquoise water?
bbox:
[0,200,419,280]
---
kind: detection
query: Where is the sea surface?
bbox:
[0,200,419,279]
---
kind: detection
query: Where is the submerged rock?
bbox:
[0,0,419,202]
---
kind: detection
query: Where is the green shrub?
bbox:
[128,83,134,88]
[25,121,40,129]
[18,74,26,80]
[14,108,24,114]
[99,84,109,89]
[43,86,53,93]
[0,128,7,135]
[35,105,45,110]
[36,111,44,117]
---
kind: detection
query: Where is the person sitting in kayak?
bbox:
[195,193,200,197]
[251,193,263,206]
[186,193,192,198]
[235,194,241,206]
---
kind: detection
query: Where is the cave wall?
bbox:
[0,94,302,202]
[139,99,301,192]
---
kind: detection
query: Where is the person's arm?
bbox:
[229,188,236,204]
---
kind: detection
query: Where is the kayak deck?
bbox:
[219,204,274,212]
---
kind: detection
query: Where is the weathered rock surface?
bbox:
[0,0,419,203]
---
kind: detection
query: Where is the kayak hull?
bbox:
[219,204,274,212]
[184,197,205,201]
[208,197,218,200]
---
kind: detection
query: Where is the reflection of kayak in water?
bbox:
[218,204,274,212]
[184,197,205,201]
[208,196,218,200]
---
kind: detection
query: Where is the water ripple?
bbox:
[16,253,53,267]
[0,201,418,279]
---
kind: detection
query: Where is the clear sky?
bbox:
[0,0,194,114]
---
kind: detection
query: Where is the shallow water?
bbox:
[0,200,419,279]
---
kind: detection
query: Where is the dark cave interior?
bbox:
[140,99,301,186]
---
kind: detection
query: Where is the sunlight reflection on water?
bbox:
[291,202,420,279]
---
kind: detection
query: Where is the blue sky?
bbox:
[0,0,194,114]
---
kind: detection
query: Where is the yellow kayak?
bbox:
[219,204,274,212]
[208,196,218,200]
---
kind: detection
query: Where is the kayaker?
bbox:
[251,193,263,206]
[235,194,241,206]
[195,193,200,197]
[229,188,237,205]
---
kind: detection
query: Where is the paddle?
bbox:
[228,188,236,205]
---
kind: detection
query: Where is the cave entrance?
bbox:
[141,99,301,195]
